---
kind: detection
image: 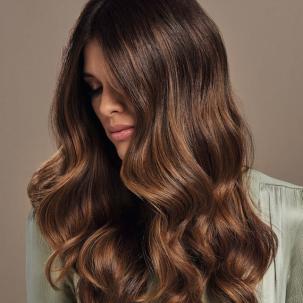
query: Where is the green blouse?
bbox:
[25,168,303,302]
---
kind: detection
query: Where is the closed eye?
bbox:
[88,86,102,98]
[84,82,102,100]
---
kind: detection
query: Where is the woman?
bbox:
[25,0,303,302]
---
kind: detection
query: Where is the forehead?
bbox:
[82,39,126,96]
[83,39,108,75]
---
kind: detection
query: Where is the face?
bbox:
[83,39,136,160]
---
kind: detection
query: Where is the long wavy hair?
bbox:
[27,0,278,302]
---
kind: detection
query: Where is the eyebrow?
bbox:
[83,72,103,85]
[83,71,124,95]
[83,72,97,79]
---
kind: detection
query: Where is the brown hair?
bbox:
[27,0,278,302]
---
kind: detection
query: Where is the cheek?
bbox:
[91,101,101,120]
[91,99,98,113]
[91,102,106,129]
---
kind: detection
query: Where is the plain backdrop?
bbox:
[0,0,302,302]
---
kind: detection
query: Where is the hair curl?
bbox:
[27,0,278,302]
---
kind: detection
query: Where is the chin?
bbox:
[115,141,130,160]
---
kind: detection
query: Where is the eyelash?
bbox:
[85,83,102,99]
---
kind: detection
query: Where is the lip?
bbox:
[108,124,134,133]
[107,124,135,141]
[110,127,134,141]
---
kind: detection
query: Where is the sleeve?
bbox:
[285,187,303,303]
[25,207,76,303]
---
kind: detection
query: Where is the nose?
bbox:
[94,87,125,117]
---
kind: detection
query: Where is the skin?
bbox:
[83,38,136,160]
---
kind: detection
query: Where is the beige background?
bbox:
[0,0,302,302]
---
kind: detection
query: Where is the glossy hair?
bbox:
[27,0,278,302]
